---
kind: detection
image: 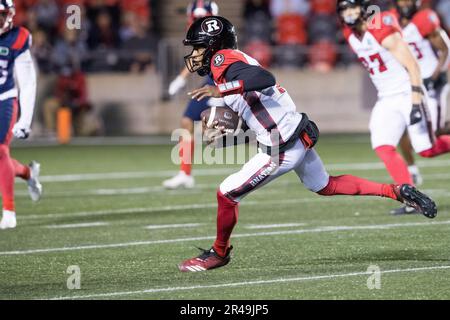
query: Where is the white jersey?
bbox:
[210,49,302,147]
[400,9,441,79]
[344,12,411,97]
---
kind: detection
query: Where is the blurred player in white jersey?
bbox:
[162,0,224,189]
[177,16,436,272]
[338,0,450,214]
[0,0,42,230]
[392,0,450,191]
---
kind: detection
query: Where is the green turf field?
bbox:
[1,134,450,300]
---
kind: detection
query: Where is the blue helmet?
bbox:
[0,0,15,35]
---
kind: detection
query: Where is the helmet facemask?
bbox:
[184,44,213,76]
[395,0,421,20]
[338,4,364,28]
[0,7,15,35]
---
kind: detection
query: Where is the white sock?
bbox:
[408,165,420,175]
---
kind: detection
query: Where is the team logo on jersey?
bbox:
[382,15,393,26]
[213,53,225,67]
[429,13,438,24]
[0,47,9,56]
[201,18,223,35]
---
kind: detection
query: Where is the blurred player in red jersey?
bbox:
[392,0,450,195]
[0,0,42,230]
[162,0,224,189]
[337,0,450,215]
[177,16,437,272]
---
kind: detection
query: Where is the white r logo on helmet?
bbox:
[201,18,223,35]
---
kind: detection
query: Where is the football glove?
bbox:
[168,75,187,96]
[12,122,31,139]
[410,104,423,125]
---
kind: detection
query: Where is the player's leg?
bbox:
[179,144,303,272]
[0,98,18,229]
[163,85,216,189]
[294,146,436,218]
[406,94,450,158]
[436,81,450,136]
[370,95,413,185]
[399,133,423,185]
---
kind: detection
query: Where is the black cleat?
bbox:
[390,205,419,216]
[393,184,437,219]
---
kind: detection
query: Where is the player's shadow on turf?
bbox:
[343,249,447,263]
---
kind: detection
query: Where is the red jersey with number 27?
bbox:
[344,12,410,97]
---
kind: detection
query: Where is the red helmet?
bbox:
[0,0,15,35]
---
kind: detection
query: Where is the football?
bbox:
[200,106,242,135]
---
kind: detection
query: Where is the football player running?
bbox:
[393,0,450,195]
[178,16,437,272]
[338,0,450,215]
[162,0,224,189]
[0,0,42,230]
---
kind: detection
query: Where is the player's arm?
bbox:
[13,49,37,139]
[382,32,423,106]
[427,29,450,80]
[168,67,190,96]
[189,61,276,100]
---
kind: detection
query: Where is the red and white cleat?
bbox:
[178,246,233,272]
[393,184,437,219]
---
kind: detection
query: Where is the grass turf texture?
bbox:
[1,134,449,300]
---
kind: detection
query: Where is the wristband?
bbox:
[217,80,244,96]
[411,86,423,94]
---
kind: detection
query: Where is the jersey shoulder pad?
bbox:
[368,11,402,44]
[210,49,249,82]
[11,27,31,52]
[412,9,440,37]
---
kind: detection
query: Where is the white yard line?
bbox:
[44,222,109,229]
[2,220,450,256]
[145,223,204,230]
[32,159,450,183]
[244,223,307,229]
[17,197,366,221]
[48,265,450,300]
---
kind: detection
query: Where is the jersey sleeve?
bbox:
[210,49,249,83]
[412,9,441,38]
[12,27,32,58]
[368,11,402,44]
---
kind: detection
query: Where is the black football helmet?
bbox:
[0,0,14,36]
[337,0,371,28]
[183,16,237,76]
[394,0,421,20]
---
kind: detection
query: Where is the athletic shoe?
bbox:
[0,210,17,230]
[178,246,233,272]
[393,184,437,219]
[27,161,42,202]
[162,171,195,189]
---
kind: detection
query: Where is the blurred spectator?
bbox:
[120,12,156,73]
[309,40,337,72]
[244,0,271,20]
[270,0,310,18]
[33,0,59,35]
[31,29,53,74]
[52,28,88,72]
[244,0,272,43]
[43,64,100,137]
[436,0,450,32]
[310,0,335,15]
[87,9,120,50]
